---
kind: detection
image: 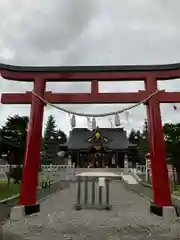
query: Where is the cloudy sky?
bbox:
[0,0,180,135]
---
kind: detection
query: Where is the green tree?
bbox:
[41,115,67,164]
[41,115,57,164]
[51,129,67,163]
[128,129,142,164]
[163,123,180,183]
[0,115,29,184]
[128,129,137,143]
[138,119,149,164]
[128,129,141,144]
[41,115,56,164]
[128,120,149,164]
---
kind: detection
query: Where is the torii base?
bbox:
[10,204,40,220]
[150,202,177,222]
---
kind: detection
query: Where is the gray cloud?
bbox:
[1,0,180,135]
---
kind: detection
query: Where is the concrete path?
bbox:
[2,181,179,239]
[121,174,139,184]
[0,181,68,227]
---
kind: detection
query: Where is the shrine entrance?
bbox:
[88,131,107,168]
[1,63,180,216]
[88,145,106,168]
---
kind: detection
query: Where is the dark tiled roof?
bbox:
[62,128,132,150]
[0,62,180,73]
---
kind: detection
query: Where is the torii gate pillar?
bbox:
[145,77,171,215]
[19,79,46,212]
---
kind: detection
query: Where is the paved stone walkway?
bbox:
[2,181,179,239]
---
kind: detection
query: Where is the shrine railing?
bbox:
[135,164,147,175]
[0,164,76,182]
[134,163,175,183]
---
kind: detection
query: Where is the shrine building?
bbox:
[61,127,138,168]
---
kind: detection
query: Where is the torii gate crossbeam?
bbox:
[1,63,180,217]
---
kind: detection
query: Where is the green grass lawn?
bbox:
[0,181,20,201]
[0,173,56,201]
[172,185,180,196]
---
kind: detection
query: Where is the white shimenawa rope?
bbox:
[32,90,159,118]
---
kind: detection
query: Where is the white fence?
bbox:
[135,164,146,175]
[0,164,76,182]
[1,163,174,184]
[40,164,75,182]
[134,163,176,183]
[135,163,174,174]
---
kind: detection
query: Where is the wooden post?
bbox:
[145,76,171,207]
[19,78,46,207]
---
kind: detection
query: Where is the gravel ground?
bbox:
[128,178,180,209]
[2,181,180,239]
[0,181,69,227]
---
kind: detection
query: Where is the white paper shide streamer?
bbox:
[31,90,159,129]
[114,114,120,126]
[70,114,76,128]
[92,117,96,130]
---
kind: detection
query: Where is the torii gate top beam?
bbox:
[1,63,180,81]
[1,62,180,104]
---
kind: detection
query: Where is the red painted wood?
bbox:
[2,90,180,104]
[1,92,148,104]
[1,93,32,104]
[91,80,99,96]
[158,91,180,103]
[145,76,171,206]
[0,69,146,81]
[19,78,46,206]
[1,68,180,81]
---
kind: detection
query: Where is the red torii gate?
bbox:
[1,63,180,216]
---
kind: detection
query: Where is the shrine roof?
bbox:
[61,127,135,150]
[0,62,180,73]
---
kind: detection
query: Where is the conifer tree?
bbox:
[41,115,57,164]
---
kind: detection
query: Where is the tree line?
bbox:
[128,120,180,183]
[0,114,180,184]
[0,114,67,183]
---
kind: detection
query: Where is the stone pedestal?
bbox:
[163,206,177,224]
[150,203,177,223]
[10,204,40,220]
